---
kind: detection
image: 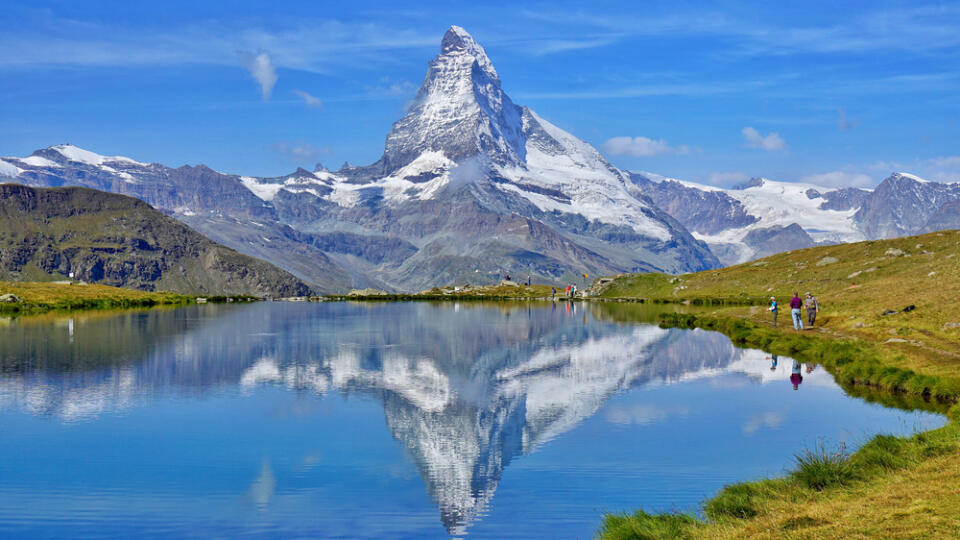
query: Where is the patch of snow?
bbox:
[327,151,454,207]
[50,144,145,166]
[240,176,284,202]
[893,171,928,183]
[19,156,61,168]
[496,110,671,240]
[0,159,22,178]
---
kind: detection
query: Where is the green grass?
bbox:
[0,281,256,315]
[593,230,960,539]
[791,442,855,491]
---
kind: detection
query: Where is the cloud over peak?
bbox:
[601,136,692,157]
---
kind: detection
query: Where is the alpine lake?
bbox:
[0,301,946,539]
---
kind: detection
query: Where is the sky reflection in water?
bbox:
[0,302,946,538]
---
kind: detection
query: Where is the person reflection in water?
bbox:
[806,363,818,374]
[768,355,778,372]
[790,359,803,390]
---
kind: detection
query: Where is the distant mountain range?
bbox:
[0,184,311,297]
[629,171,960,265]
[1,26,958,289]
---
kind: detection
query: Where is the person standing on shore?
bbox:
[790,292,804,331]
[768,296,778,326]
[804,292,820,326]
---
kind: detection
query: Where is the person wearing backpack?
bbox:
[804,292,820,326]
[768,296,778,326]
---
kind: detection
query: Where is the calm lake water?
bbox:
[0,302,946,539]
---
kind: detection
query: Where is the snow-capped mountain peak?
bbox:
[441,25,499,82]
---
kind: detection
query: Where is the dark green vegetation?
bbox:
[0,184,311,296]
[594,230,960,538]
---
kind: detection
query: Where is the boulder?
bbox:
[885,248,905,257]
[0,293,23,303]
[816,256,839,266]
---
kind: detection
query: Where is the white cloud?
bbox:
[365,77,416,97]
[799,171,875,188]
[270,141,332,164]
[741,126,786,151]
[742,411,783,435]
[293,89,323,109]
[238,51,277,101]
[706,171,750,186]
[605,404,690,425]
[601,136,692,157]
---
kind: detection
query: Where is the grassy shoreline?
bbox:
[0,281,258,315]
[593,231,960,538]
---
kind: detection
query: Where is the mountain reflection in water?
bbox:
[0,302,945,537]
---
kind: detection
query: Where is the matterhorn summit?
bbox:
[381,26,525,172]
[2,26,720,292]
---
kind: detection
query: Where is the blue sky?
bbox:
[2,0,959,186]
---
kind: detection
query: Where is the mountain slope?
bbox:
[0,26,718,291]
[627,171,960,265]
[0,144,353,292]
[0,184,312,296]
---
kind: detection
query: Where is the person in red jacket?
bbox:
[789,292,804,331]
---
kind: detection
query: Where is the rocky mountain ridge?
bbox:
[0,184,312,296]
[629,171,959,265]
[0,26,718,292]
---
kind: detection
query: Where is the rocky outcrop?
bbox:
[0,184,312,296]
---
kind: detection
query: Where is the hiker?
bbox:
[804,292,820,326]
[789,292,804,331]
[551,287,556,299]
[566,285,571,298]
[790,359,803,390]
[768,296,778,326]
[572,284,578,297]
[526,275,531,286]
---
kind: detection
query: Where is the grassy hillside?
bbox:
[0,184,311,297]
[593,230,960,539]
[597,230,960,380]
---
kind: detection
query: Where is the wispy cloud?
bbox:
[270,141,332,165]
[364,77,416,97]
[0,18,435,73]
[742,411,783,435]
[601,136,692,157]
[837,108,858,130]
[520,5,960,58]
[742,127,786,151]
[238,51,277,100]
[706,171,750,187]
[800,171,874,188]
[605,404,690,425]
[293,89,323,109]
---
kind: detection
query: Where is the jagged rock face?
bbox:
[742,223,816,259]
[854,173,960,238]
[627,173,758,235]
[381,26,525,173]
[1,26,722,290]
[819,187,872,212]
[0,184,312,296]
